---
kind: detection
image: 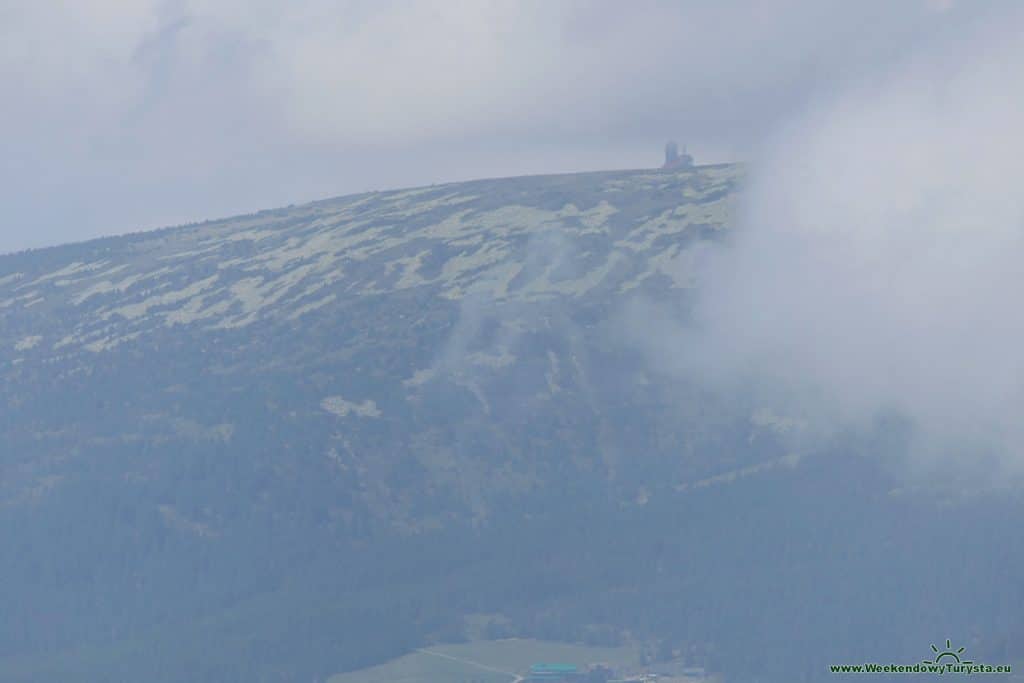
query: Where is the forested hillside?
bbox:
[1,165,1021,682]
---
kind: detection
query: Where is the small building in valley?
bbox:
[529,663,583,683]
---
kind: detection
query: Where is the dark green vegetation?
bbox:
[1,166,1021,682]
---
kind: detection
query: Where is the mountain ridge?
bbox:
[3,161,1022,683]
[0,164,738,361]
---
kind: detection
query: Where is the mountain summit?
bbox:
[2,164,1021,683]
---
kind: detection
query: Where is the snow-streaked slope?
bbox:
[0,166,737,361]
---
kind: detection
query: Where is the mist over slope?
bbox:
[687,23,1024,474]
[1,164,1021,682]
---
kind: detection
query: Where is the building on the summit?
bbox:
[662,141,694,169]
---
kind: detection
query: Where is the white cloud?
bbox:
[685,8,1024,464]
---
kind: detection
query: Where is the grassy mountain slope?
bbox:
[1,165,1021,682]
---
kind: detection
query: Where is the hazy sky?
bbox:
[0,0,1009,253]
